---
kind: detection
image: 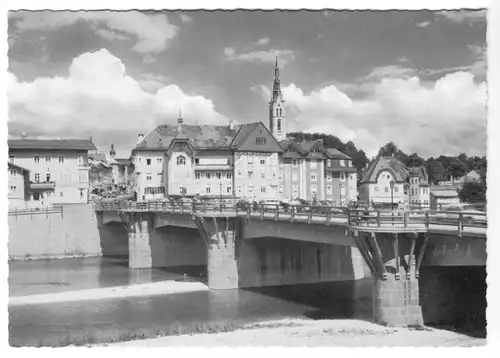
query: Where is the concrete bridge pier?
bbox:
[353,230,429,327]
[195,216,241,290]
[117,211,156,269]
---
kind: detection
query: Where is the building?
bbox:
[325,148,358,205]
[131,115,283,201]
[8,137,95,205]
[8,162,30,209]
[359,155,430,208]
[269,57,287,141]
[430,186,461,209]
[279,139,356,202]
[108,143,133,186]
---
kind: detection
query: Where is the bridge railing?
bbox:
[93,201,487,233]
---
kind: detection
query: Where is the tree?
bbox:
[378,142,399,157]
[406,152,426,167]
[427,160,446,184]
[457,180,486,203]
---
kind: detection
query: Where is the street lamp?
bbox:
[390,180,395,225]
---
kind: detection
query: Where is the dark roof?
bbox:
[89,152,107,162]
[8,139,96,151]
[230,123,260,149]
[326,148,351,160]
[8,162,30,172]
[134,124,243,151]
[360,155,428,184]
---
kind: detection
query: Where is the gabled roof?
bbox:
[230,123,260,149]
[326,148,351,160]
[360,155,407,184]
[8,139,96,151]
[8,162,30,172]
[134,123,242,152]
[233,122,283,152]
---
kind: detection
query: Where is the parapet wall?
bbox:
[8,204,102,259]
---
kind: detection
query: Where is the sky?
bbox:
[7,10,487,159]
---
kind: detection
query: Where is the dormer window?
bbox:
[177,156,186,165]
[256,137,266,145]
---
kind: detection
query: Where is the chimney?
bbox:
[137,134,144,144]
[229,119,235,131]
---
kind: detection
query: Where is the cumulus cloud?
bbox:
[10,11,178,54]
[436,10,487,25]
[225,48,295,66]
[179,14,193,24]
[258,70,486,158]
[8,49,228,157]
[256,38,270,46]
[416,21,431,28]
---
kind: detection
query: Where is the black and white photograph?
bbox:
[3,0,498,352]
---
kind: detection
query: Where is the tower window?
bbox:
[277,118,282,131]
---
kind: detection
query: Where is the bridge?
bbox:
[93,200,487,327]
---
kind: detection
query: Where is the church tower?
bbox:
[269,56,286,141]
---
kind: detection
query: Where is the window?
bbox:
[395,187,399,192]
[9,156,14,164]
[176,156,185,165]
[45,157,51,163]
[9,169,16,176]
[226,186,232,194]
[261,186,266,193]
[278,185,284,193]
[261,173,265,179]
[326,185,332,195]
[205,186,211,194]
[374,186,379,192]
[46,173,51,182]
[226,172,232,179]
[248,186,254,194]
[292,159,298,168]
[346,161,351,168]
[385,187,389,193]
[34,156,39,163]
[77,156,84,165]
[292,185,298,193]
[340,160,345,167]
[248,155,254,164]
[237,186,243,194]
[145,158,151,166]
[311,185,317,194]
[310,174,317,181]
[206,172,211,179]
[260,159,265,165]
[157,158,162,164]
[34,173,40,182]
[10,186,16,192]
[59,191,64,197]
[237,170,242,177]
[256,137,267,145]
[277,118,282,131]
[195,158,200,164]
[146,175,152,181]
[292,173,298,182]
[326,174,332,182]
[327,160,331,167]
[195,172,201,180]
[310,160,317,169]
[216,172,222,179]
[248,171,253,178]
[33,192,40,201]
[404,187,408,195]
[340,173,345,181]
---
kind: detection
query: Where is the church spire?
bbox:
[272,56,283,102]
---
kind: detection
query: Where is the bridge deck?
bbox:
[94,202,487,238]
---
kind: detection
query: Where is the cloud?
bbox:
[179,14,193,24]
[436,10,487,25]
[416,21,431,28]
[8,49,228,157]
[254,70,486,158]
[256,38,270,46]
[10,11,178,54]
[225,48,295,66]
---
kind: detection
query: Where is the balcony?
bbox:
[29,181,56,190]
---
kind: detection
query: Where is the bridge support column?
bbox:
[128,212,155,269]
[353,231,425,327]
[195,217,241,290]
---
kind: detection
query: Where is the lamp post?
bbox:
[390,180,395,225]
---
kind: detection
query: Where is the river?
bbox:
[8,256,486,347]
